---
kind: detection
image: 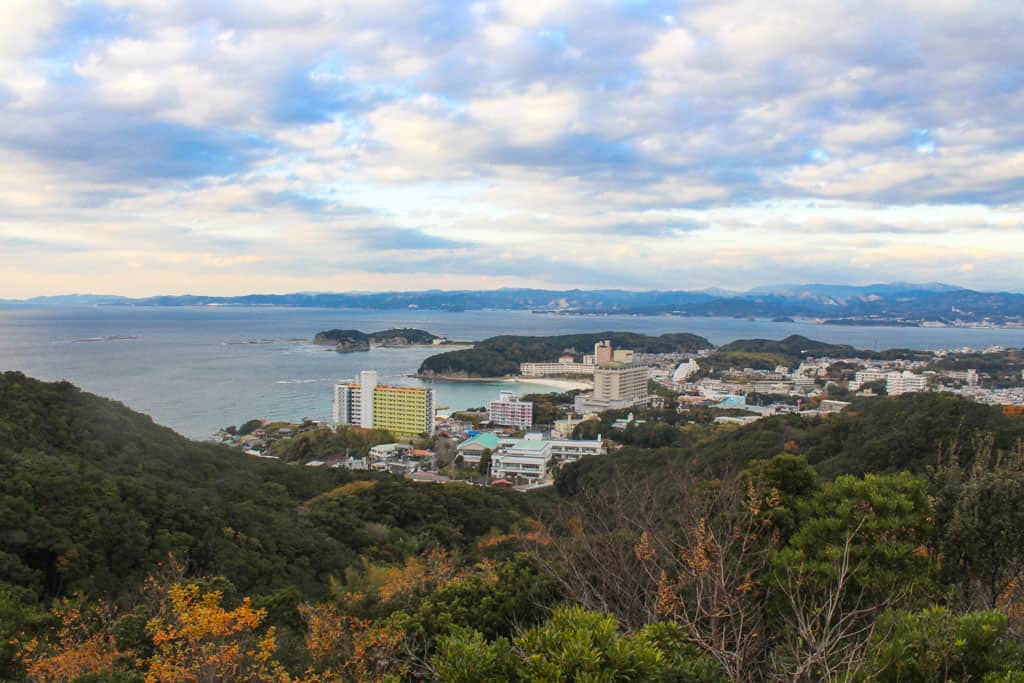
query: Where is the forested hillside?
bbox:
[5,372,1024,681]
[0,372,538,680]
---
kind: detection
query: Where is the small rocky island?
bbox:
[313,328,441,353]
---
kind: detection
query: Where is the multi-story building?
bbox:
[488,390,534,428]
[672,359,701,383]
[886,371,928,396]
[456,432,501,465]
[519,359,595,377]
[548,438,605,462]
[489,438,552,482]
[946,369,980,386]
[575,341,650,412]
[333,370,435,436]
[850,368,888,391]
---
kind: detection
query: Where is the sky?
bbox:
[1,0,1023,297]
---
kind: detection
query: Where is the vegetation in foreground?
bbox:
[4,370,1024,681]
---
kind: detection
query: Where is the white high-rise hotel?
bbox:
[574,341,650,413]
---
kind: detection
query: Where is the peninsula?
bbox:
[417,331,712,378]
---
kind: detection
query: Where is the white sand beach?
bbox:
[512,377,593,391]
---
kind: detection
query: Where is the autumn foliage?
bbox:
[16,598,124,682]
[17,577,291,683]
[143,583,288,683]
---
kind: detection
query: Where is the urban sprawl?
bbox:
[215,338,1024,489]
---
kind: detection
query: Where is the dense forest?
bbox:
[418,331,713,377]
[706,334,933,370]
[5,371,1024,681]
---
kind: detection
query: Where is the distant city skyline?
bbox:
[1,1,1022,298]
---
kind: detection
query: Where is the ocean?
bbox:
[1,305,1022,439]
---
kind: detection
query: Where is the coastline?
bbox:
[515,377,593,391]
[414,373,592,392]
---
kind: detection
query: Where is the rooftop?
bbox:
[504,439,551,453]
[457,432,501,450]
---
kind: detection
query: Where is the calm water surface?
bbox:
[1,306,1022,439]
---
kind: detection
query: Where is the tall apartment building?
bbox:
[886,371,928,396]
[574,340,650,412]
[488,390,534,428]
[594,362,648,404]
[333,370,435,436]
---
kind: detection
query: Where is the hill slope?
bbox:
[0,372,526,600]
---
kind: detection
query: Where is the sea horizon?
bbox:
[2,304,1023,440]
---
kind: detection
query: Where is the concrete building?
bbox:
[456,432,501,465]
[548,438,605,462]
[488,390,534,428]
[519,360,596,377]
[672,359,701,383]
[594,361,649,404]
[850,368,888,391]
[333,370,435,436]
[886,371,928,396]
[572,340,651,413]
[819,400,852,414]
[489,438,552,482]
[552,415,595,438]
[612,349,635,363]
[946,369,980,386]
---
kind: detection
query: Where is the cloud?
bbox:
[357,227,473,251]
[0,0,1022,296]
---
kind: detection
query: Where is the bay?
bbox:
[1,305,1022,439]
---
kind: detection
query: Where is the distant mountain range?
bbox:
[3,284,1023,326]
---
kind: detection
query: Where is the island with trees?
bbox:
[313,327,442,352]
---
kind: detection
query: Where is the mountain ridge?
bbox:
[2,283,1022,324]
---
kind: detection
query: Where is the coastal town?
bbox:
[213,333,1024,489]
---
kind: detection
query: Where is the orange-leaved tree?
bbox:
[144,582,290,683]
[16,596,125,682]
[299,602,405,683]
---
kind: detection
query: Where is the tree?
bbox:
[867,607,1023,682]
[537,468,777,680]
[770,522,892,682]
[299,603,406,682]
[477,449,492,476]
[429,605,724,682]
[15,597,126,683]
[932,435,1024,609]
[776,472,935,607]
[238,419,264,436]
[572,418,601,440]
